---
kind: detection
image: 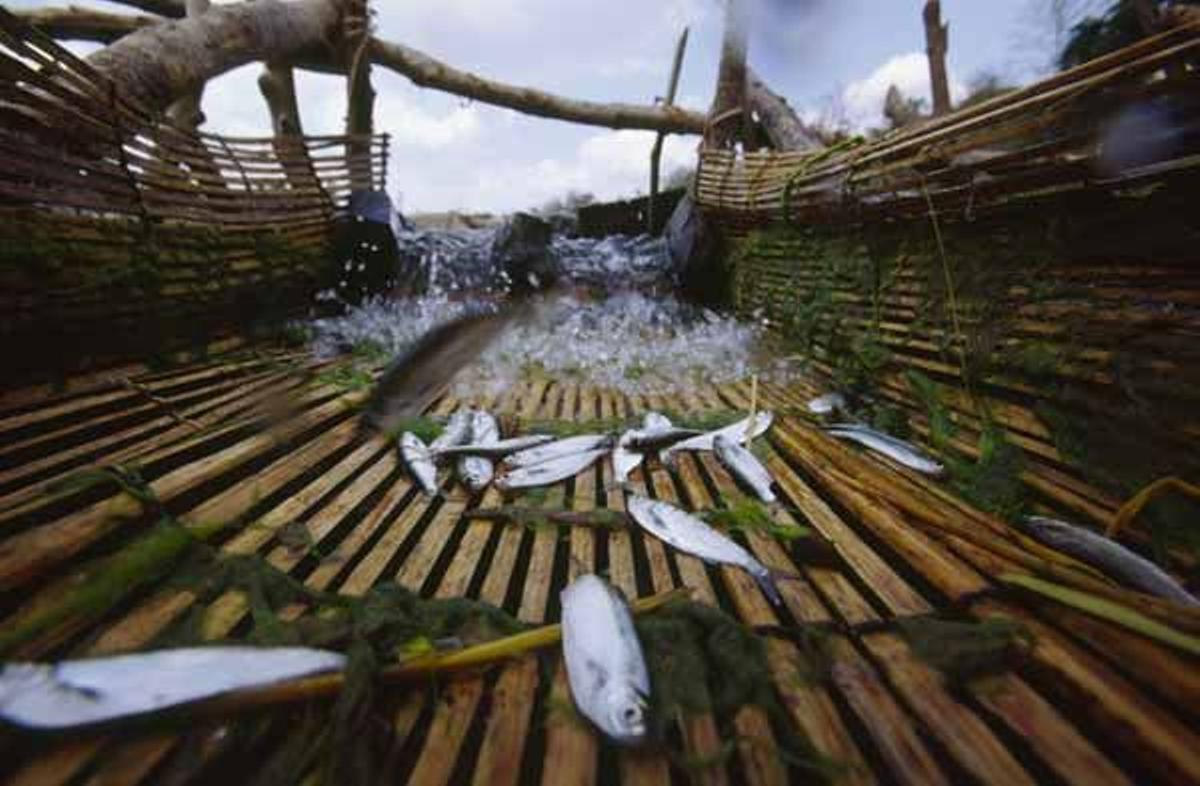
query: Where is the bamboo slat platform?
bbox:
[0,348,1196,785]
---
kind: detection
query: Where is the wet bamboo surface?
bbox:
[0,348,1196,785]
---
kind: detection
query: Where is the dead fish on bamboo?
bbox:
[660,411,774,465]
[611,412,695,487]
[496,448,608,490]
[429,409,474,451]
[358,304,526,436]
[713,434,776,504]
[1019,516,1200,607]
[400,431,439,495]
[824,423,944,476]
[503,434,613,469]
[626,494,785,605]
[611,430,644,486]
[459,411,499,492]
[560,574,650,745]
[807,392,846,416]
[434,434,555,458]
[0,646,345,729]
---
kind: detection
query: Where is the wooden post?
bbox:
[923,0,951,116]
[647,27,689,235]
[259,62,333,214]
[708,0,750,150]
[164,0,210,130]
[344,0,376,193]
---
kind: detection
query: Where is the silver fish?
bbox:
[1020,516,1199,606]
[661,411,775,465]
[713,434,776,504]
[0,646,345,729]
[642,412,673,431]
[560,574,650,745]
[433,434,555,458]
[430,409,474,452]
[626,494,782,605]
[824,423,944,475]
[496,448,608,490]
[459,411,499,491]
[400,431,439,495]
[504,434,613,468]
[807,392,846,416]
[611,430,643,486]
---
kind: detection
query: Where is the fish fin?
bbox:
[754,570,785,605]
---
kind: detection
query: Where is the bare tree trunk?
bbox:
[35,3,707,134]
[164,0,210,131]
[708,0,750,149]
[15,6,158,44]
[648,27,689,234]
[85,0,341,115]
[105,0,184,18]
[259,61,330,211]
[923,0,951,116]
[343,0,375,192]
[747,68,820,151]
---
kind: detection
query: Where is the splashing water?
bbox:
[308,229,797,395]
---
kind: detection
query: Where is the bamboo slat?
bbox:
[1,362,1195,785]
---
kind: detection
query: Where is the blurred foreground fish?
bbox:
[0,647,345,730]
[626,494,783,605]
[560,574,650,745]
[1019,516,1199,606]
[359,305,526,435]
[713,434,776,504]
[825,423,944,476]
[661,411,774,465]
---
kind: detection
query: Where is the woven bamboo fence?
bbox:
[0,9,389,375]
[693,23,1200,561]
[695,20,1200,233]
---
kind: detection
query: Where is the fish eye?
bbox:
[622,705,641,723]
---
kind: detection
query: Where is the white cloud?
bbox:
[410,130,696,214]
[384,101,482,150]
[842,51,966,129]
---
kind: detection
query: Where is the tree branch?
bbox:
[31,1,707,135]
[747,67,820,151]
[104,0,184,18]
[15,5,159,45]
[368,37,705,134]
[85,0,341,115]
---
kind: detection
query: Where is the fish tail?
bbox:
[753,568,784,606]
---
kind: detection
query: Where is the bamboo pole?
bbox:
[647,27,689,234]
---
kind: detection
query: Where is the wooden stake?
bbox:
[647,27,689,234]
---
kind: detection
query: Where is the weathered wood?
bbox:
[923,0,951,116]
[648,27,689,233]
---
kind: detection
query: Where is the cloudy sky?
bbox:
[13,0,1089,213]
